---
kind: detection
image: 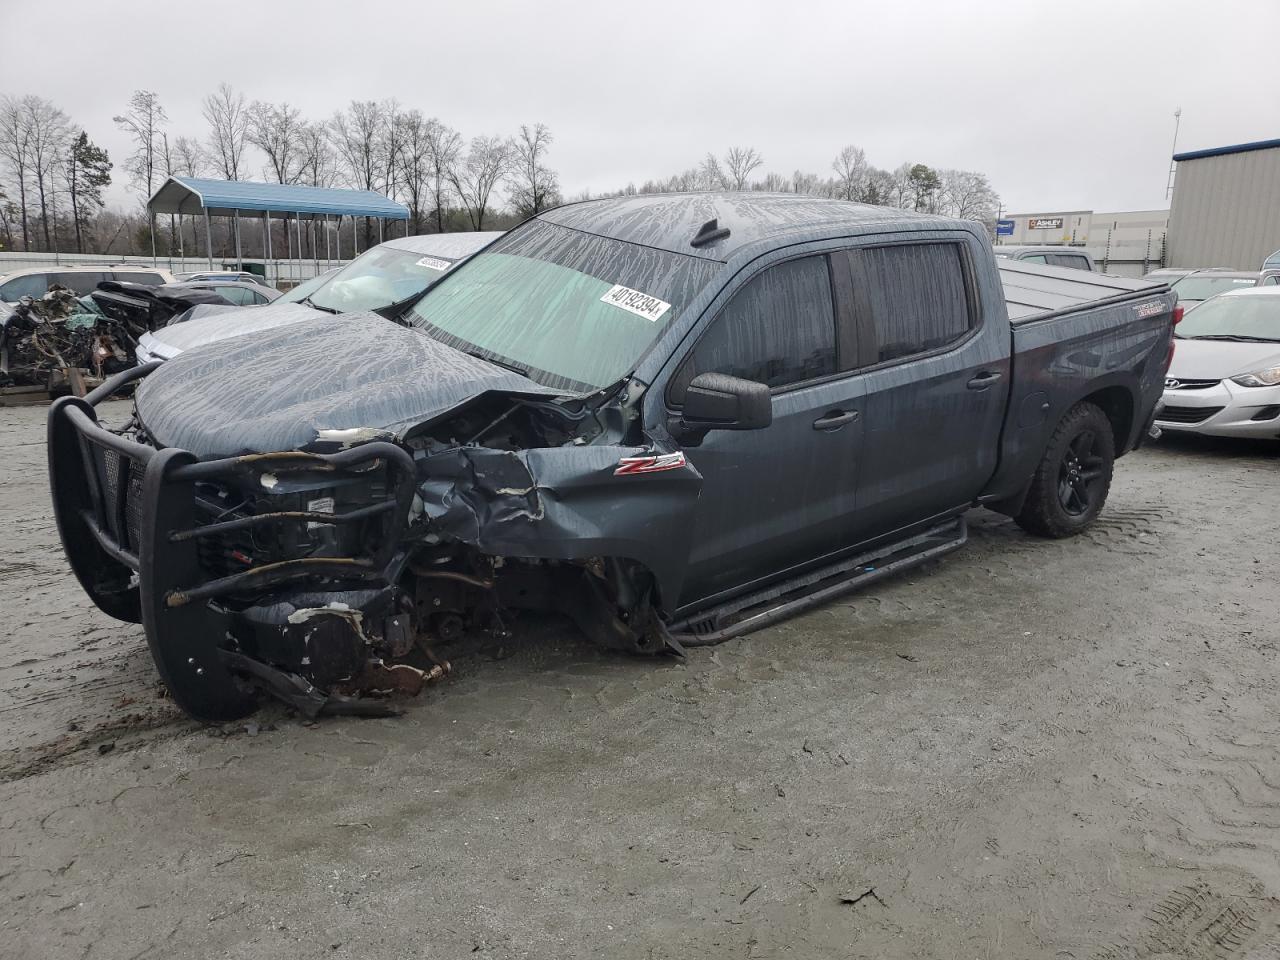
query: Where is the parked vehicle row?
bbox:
[47,193,1176,721]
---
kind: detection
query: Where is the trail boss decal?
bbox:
[416,256,452,272]
[600,285,672,323]
[614,452,687,476]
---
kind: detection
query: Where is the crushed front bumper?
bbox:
[48,364,424,720]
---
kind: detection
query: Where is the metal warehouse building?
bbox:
[1166,137,1280,269]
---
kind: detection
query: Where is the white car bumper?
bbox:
[1155,378,1280,439]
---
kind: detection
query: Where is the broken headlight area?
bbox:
[50,366,698,722]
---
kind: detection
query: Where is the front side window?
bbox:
[0,273,50,301]
[670,255,836,401]
[849,243,972,364]
[410,220,721,392]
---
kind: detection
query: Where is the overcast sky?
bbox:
[3,0,1272,216]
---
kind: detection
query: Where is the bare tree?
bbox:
[395,110,435,233]
[831,145,869,201]
[22,97,72,250]
[170,135,206,177]
[791,169,821,196]
[247,101,303,183]
[378,100,405,205]
[331,100,388,248]
[0,96,33,249]
[724,146,763,191]
[938,168,1000,222]
[507,123,560,218]
[202,83,249,180]
[297,122,336,187]
[697,153,726,191]
[114,90,167,213]
[423,119,461,232]
[448,136,511,231]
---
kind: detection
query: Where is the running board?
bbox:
[669,517,968,646]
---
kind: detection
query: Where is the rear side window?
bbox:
[215,285,257,305]
[670,255,836,400]
[848,243,972,364]
[53,271,109,295]
[1047,253,1089,271]
[113,271,165,285]
[1018,254,1047,264]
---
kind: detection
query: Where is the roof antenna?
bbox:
[690,218,730,248]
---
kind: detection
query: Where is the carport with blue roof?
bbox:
[147,176,410,277]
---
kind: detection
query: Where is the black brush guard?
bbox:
[48,364,418,720]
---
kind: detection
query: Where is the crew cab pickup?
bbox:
[48,194,1176,721]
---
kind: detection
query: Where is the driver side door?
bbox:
[666,253,866,607]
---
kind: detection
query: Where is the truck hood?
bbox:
[134,312,560,458]
[144,301,326,358]
[1168,339,1280,380]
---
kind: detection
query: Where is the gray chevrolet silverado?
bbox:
[48,194,1176,721]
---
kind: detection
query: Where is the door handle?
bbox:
[967,371,1003,390]
[812,409,860,431]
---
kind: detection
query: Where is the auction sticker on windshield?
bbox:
[416,256,452,272]
[600,284,671,323]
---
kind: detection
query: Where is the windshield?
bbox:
[277,268,338,305]
[293,245,453,313]
[1170,275,1256,302]
[1176,295,1280,341]
[407,220,721,391]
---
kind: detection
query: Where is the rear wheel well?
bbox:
[1081,386,1134,453]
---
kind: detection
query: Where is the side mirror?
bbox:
[671,372,772,445]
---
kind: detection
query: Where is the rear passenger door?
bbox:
[840,240,1009,542]
[668,253,866,604]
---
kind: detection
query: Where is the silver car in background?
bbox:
[1167,270,1258,309]
[135,231,501,363]
[1155,287,1280,439]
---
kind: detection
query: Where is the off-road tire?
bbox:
[1015,401,1115,538]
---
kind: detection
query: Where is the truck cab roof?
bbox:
[539,192,960,263]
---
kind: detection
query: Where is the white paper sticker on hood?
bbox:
[599,284,672,323]
[416,256,452,272]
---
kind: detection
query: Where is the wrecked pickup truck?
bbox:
[48,193,1176,721]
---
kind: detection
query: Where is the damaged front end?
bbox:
[49,366,701,721]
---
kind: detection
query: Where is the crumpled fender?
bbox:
[417,442,702,613]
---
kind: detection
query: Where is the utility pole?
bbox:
[1165,107,1182,201]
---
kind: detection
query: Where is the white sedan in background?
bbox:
[1154,287,1280,440]
[135,231,502,364]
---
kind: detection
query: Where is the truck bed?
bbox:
[998,260,1164,323]
[982,260,1175,508]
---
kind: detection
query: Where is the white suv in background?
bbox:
[0,264,176,302]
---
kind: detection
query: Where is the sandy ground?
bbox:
[2,399,1279,959]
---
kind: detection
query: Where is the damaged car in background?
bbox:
[1,283,228,397]
[48,193,1176,721]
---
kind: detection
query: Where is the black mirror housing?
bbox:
[672,372,772,444]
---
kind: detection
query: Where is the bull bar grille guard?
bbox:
[48,363,419,720]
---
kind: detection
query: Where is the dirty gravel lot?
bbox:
[2,400,1278,960]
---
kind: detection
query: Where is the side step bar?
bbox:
[668,517,968,646]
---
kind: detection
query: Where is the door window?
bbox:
[846,243,973,365]
[670,255,836,402]
[1047,253,1089,270]
[1019,254,1047,264]
[0,273,50,301]
[53,271,110,295]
